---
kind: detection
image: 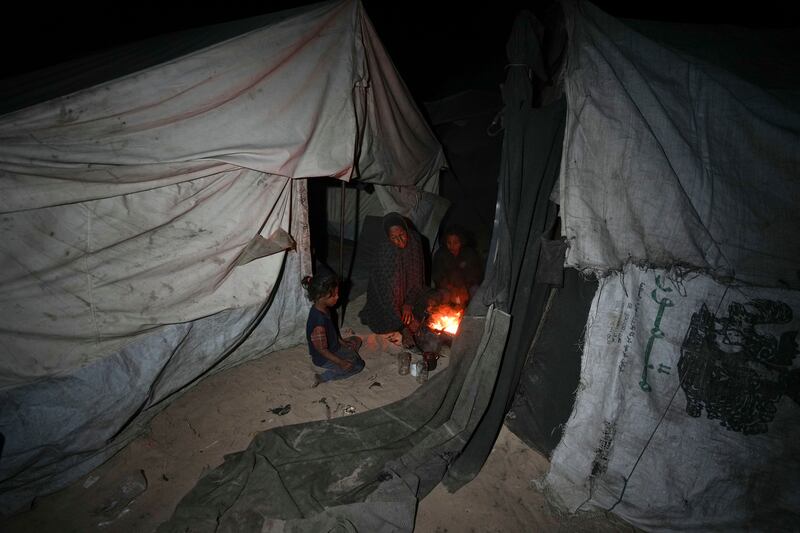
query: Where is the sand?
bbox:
[5,294,636,532]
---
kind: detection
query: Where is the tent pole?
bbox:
[339,180,346,326]
[339,181,345,277]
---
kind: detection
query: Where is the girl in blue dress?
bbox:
[302,274,364,386]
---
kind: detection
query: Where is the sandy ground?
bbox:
[5,294,636,532]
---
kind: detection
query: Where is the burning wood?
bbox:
[427,304,464,335]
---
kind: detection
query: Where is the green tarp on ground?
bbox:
[159,311,510,532]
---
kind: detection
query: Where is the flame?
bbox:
[428,305,464,335]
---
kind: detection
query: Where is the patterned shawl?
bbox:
[359,216,426,333]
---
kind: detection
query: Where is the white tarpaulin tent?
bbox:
[559,4,800,289]
[547,264,800,531]
[0,0,445,514]
[544,2,800,531]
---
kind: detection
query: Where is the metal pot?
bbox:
[414,325,447,353]
[423,351,439,371]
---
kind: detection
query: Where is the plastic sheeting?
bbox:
[506,268,598,458]
[546,264,800,531]
[0,183,312,516]
[443,9,566,490]
[559,1,800,289]
[0,1,444,212]
[159,309,511,533]
[0,0,444,389]
[0,0,445,514]
[0,171,293,388]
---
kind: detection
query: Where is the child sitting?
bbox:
[302,274,364,386]
[432,226,483,307]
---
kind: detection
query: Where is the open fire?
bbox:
[426,304,464,335]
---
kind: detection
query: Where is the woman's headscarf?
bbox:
[382,212,408,236]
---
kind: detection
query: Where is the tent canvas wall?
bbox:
[0,0,445,515]
[502,2,799,531]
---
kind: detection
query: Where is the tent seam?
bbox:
[83,203,101,346]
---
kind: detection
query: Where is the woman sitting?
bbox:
[359,212,427,348]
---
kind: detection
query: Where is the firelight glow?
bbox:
[428,306,464,335]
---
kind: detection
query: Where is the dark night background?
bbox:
[2,1,798,105]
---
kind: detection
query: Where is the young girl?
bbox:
[302,274,364,386]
